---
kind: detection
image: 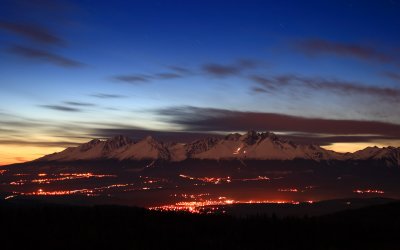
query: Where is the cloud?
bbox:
[112,74,150,83]
[250,74,400,101]
[112,59,258,83]
[156,73,182,79]
[39,105,82,112]
[382,71,400,83]
[168,66,192,74]
[0,139,81,148]
[202,59,259,77]
[157,106,400,139]
[0,21,65,45]
[112,69,188,84]
[64,101,95,107]
[90,93,126,99]
[251,87,270,93]
[9,45,83,67]
[296,39,395,63]
[202,64,241,77]
[236,59,260,68]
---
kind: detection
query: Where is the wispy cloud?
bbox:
[296,39,395,63]
[250,74,400,102]
[39,105,82,112]
[112,74,150,84]
[0,139,81,148]
[156,73,182,79]
[112,69,188,84]
[9,45,84,67]
[112,59,259,84]
[168,66,192,74]
[202,59,259,77]
[90,93,127,99]
[0,21,65,45]
[382,71,400,83]
[202,64,241,77]
[64,101,96,107]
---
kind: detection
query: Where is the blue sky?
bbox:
[1,0,400,164]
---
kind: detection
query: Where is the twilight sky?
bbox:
[1,0,400,165]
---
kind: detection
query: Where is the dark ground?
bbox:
[1,200,400,250]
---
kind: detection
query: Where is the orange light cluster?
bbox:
[179,174,228,184]
[0,170,6,175]
[139,176,168,184]
[278,188,299,192]
[149,198,314,213]
[9,172,117,185]
[149,198,236,213]
[170,193,211,199]
[21,188,94,196]
[179,174,269,184]
[354,189,384,194]
[240,176,270,181]
[59,173,117,178]
[10,180,25,185]
[123,186,164,192]
[13,183,134,198]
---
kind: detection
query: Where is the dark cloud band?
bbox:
[157,106,400,139]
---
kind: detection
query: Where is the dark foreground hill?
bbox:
[1,201,400,250]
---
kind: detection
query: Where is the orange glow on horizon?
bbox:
[0,145,64,166]
[322,142,391,153]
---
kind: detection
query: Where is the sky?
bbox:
[1,0,400,165]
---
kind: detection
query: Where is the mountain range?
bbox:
[37,131,400,166]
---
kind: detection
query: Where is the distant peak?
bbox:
[79,139,103,151]
[103,135,133,151]
[245,130,258,136]
[240,131,261,145]
[144,135,154,141]
[225,133,241,141]
[88,139,101,144]
[107,135,133,143]
[140,135,160,145]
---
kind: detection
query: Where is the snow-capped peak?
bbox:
[103,135,133,152]
[36,132,400,166]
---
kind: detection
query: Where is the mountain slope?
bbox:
[351,146,400,166]
[39,135,170,161]
[36,131,400,165]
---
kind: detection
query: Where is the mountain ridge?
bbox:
[36,131,400,166]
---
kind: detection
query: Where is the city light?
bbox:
[354,189,385,194]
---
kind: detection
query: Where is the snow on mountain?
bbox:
[111,136,170,161]
[40,135,169,161]
[188,131,345,161]
[351,146,400,166]
[40,139,107,161]
[37,131,399,165]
